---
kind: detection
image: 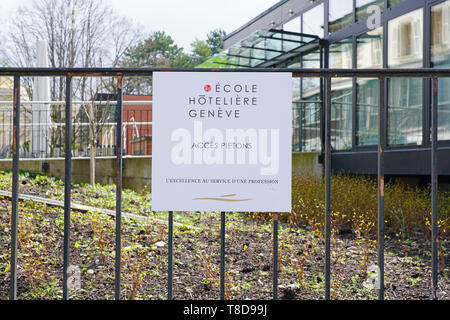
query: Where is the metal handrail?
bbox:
[0,100,152,105]
[0,67,449,77]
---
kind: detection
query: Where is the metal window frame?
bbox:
[322,0,450,155]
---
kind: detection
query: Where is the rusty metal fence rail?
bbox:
[1,67,449,301]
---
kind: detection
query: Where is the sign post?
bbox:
[152,72,292,299]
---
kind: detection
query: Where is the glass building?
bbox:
[199,0,450,176]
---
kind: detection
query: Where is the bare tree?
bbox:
[0,0,141,100]
[82,86,112,185]
[0,0,141,183]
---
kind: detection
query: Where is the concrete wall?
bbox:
[292,152,322,177]
[0,156,152,193]
[0,153,322,193]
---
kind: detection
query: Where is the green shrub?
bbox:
[289,174,449,239]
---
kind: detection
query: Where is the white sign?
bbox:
[152,72,292,212]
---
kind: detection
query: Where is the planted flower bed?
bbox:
[0,171,448,300]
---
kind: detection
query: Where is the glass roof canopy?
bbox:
[198,28,321,69]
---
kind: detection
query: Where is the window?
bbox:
[329,0,353,34]
[388,9,423,66]
[289,60,301,101]
[356,0,384,22]
[387,9,423,146]
[302,51,321,98]
[295,4,323,152]
[302,50,321,152]
[292,105,301,152]
[388,78,423,145]
[298,51,321,152]
[432,1,450,63]
[432,1,450,141]
[302,101,321,152]
[330,38,353,69]
[330,38,353,150]
[356,28,383,146]
[357,28,383,69]
[303,3,324,38]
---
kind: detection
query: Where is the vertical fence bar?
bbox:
[63,76,72,300]
[273,213,278,300]
[220,211,226,300]
[9,75,20,300]
[168,211,173,300]
[377,77,386,300]
[324,76,331,300]
[431,77,439,300]
[115,76,123,300]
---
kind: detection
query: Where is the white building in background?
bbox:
[32,40,51,157]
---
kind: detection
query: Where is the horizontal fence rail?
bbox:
[0,100,152,105]
[0,67,449,77]
[0,67,448,301]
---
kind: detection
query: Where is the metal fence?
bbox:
[0,67,449,301]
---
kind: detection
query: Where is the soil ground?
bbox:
[0,174,448,300]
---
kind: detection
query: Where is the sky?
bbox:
[0,0,281,51]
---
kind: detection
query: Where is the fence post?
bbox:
[63,75,72,300]
[431,77,439,300]
[377,77,386,300]
[273,213,278,300]
[115,76,123,300]
[220,211,226,300]
[9,75,20,300]
[168,211,174,300]
[324,76,331,300]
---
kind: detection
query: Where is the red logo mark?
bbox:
[204,84,211,92]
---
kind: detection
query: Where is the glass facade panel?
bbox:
[330,38,353,150]
[290,61,301,102]
[357,27,383,69]
[290,60,301,152]
[388,78,423,145]
[283,16,301,33]
[356,79,379,146]
[432,0,450,141]
[302,101,322,152]
[329,0,353,34]
[303,3,324,38]
[356,28,383,146]
[293,105,301,152]
[356,0,384,22]
[330,38,353,69]
[388,9,423,67]
[300,51,321,152]
[302,51,321,98]
[388,9,423,146]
